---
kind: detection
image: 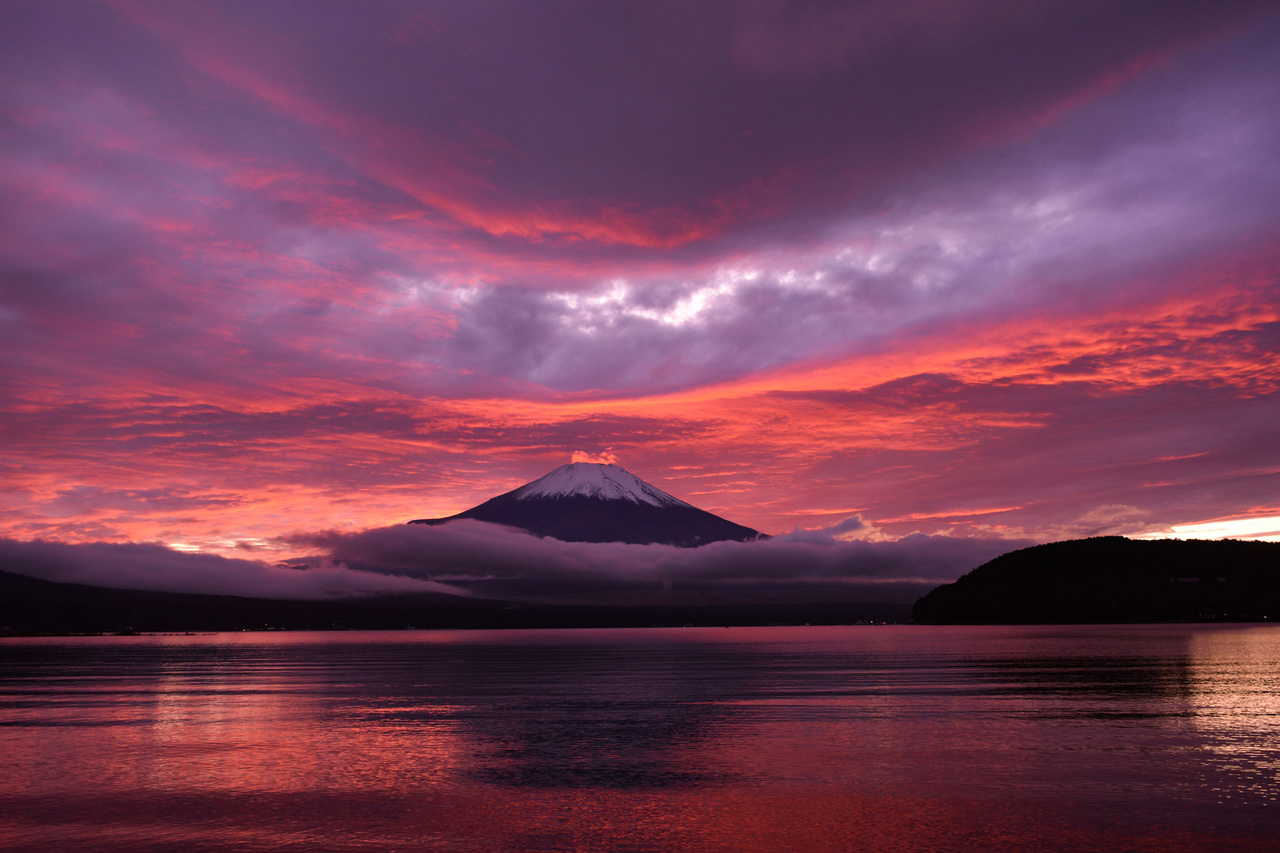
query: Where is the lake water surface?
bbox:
[2,625,1279,851]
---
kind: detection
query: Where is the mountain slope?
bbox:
[409,462,763,546]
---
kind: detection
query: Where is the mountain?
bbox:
[409,462,764,546]
[912,536,1280,624]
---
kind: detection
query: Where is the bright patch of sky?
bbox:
[1136,516,1280,543]
[552,273,754,330]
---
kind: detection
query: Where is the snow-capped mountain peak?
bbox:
[510,462,694,508]
[408,461,763,546]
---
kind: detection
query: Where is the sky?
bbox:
[1,1,1278,599]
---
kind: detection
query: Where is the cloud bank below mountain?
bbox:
[0,520,1030,606]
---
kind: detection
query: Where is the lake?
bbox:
[2,625,1278,851]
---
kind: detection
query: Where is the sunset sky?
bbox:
[2,0,1279,593]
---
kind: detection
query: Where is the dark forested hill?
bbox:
[912,537,1280,624]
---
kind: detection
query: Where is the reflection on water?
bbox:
[2,625,1279,851]
[1186,630,1280,808]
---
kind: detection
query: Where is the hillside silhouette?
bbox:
[913,537,1280,624]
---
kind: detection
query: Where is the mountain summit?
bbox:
[409,462,764,546]
[508,462,694,507]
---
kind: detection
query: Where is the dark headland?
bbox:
[913,536,1280,624]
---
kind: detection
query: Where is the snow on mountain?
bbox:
[510,463,694,508]
[408,461,763,546]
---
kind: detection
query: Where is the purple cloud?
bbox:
[2,2,1275,397]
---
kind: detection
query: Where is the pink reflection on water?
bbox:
[2,626,1280,851]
